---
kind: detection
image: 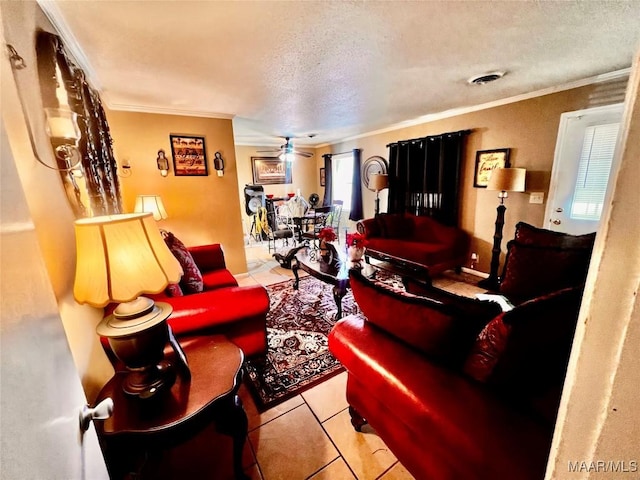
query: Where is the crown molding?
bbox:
[316,68,631,148]
[37,0,101,90]
[105,99,235,120]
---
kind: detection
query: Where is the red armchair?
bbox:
[104,237,269,359]
[357,213,470,277]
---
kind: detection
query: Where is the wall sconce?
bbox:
[118,158,132,177]
[214,151,225,177]
[6,44,82,172]
[157,149,169,177]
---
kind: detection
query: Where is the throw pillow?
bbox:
[513,222,596,249]
[499,240,591,301]
[463,313,510,382]
[165,283,184,297]
[163,231,204,294]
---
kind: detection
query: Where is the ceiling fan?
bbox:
[257,137,314,160]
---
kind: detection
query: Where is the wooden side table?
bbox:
[94,335,249,480]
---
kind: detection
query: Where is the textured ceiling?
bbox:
[41,1,640,147]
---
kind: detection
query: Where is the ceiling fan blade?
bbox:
[293,150,314,158]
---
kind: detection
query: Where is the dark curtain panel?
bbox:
[387,130,469,226]
[349,149,363,221]
[36,32,122,217]
[322,154,333,206]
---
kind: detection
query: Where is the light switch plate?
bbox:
[529,192,545,204]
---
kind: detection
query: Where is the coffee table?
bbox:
[292,246,375,319]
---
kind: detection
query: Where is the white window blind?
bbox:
[570,122,620,221]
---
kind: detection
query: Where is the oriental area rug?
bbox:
[244,275,359,412]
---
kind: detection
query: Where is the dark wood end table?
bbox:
[94,335,249,480]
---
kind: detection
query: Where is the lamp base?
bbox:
[478,276,500,291]
[122,360,176,400]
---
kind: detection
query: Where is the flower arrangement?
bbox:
[318,227,337,242]
[346,232,368,248]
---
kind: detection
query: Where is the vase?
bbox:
[347,245,365,262]
[319,239,333,263]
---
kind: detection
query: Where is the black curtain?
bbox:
[322,153,333,206]
[349,149,363,221]
[387,130,469,226]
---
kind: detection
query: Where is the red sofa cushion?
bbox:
[464,286,583,423]
[163,231,204,294]
[513,221,596,249]
[202,269,238,290]
[366,238,453,265]
[376,213,414,238]
[499,240,591,301]
[350,271,501,364]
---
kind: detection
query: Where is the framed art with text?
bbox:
[251,157,292,185]
[170,135,208,176]
[320,168,326,187]
[474,148,511,187]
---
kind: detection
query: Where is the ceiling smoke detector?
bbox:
[467,71,506,85]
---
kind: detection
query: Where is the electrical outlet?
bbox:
[529,192,545,204]
[470,252,479,269]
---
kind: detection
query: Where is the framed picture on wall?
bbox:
[251,157,292,185]
[170,135,208,176]
[474,148,511,187]
[320,168,326,187]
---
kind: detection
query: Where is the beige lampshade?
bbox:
[73,213,182,307]
[487,168,526,192]
[134,195,168,221]
[370,173,389,192]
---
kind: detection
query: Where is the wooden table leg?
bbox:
[214,393,249,480]
[292,258,300,289]
[332,284,346,319]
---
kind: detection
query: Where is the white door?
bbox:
[1,122,109,479]
[546,104,623,234]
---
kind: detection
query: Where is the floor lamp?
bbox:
[478,168,526,290]
[370,174,389,216]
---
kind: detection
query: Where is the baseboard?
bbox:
[461,267,489,279]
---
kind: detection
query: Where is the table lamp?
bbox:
[370,174,389,216]
[73,212,183,398]
[478,168,526,290]
[134,194,168,221]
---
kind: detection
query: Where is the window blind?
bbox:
[570,122,620,220]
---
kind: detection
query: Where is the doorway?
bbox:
[546,103,623,234]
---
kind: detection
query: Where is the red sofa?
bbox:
[357,213,469,277]
[329,223,595,479]
[330,272,583,479]
[104,236,269,358]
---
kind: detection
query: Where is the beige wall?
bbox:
[106,110,247,274]
[318,84,615,273]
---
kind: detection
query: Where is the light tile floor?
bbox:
[236,241,482,480]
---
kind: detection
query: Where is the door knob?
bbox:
[551,219,562,225]
[79,397,113,433]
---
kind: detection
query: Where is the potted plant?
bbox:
[318,227,337,262]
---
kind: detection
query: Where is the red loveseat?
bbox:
[104,234,269,358]
[357,213,469,277]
